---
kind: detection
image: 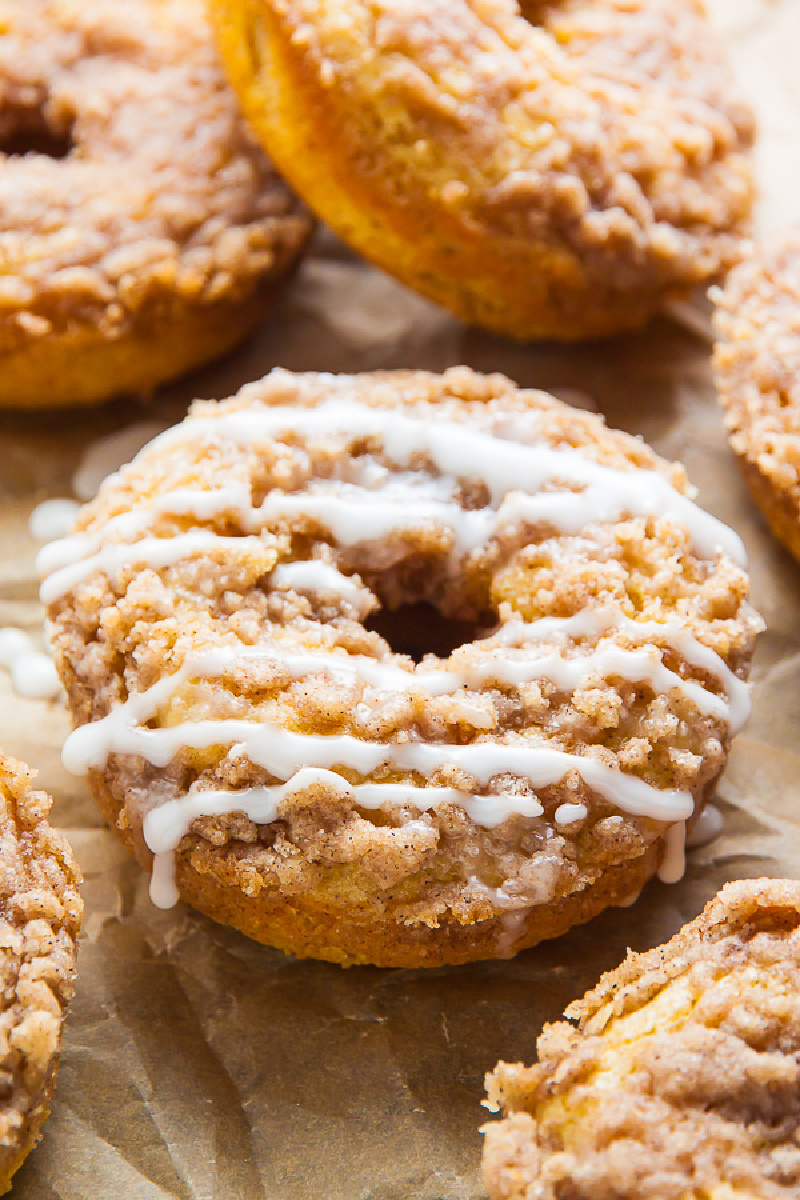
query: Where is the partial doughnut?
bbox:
[43,368,760,967]
[483,878,800,1200]
[0,753,82,1193]
[0,0,313,408]
[211,0,754,341]
[714,230,800,563]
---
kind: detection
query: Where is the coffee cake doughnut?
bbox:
[483,878,800,1200]
[0,754,82,1193]
[714,231,800,563]
[43,368,759,967]
[0,0,312,409]
[211,0,754,341]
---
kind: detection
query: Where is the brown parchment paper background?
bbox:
[1,2,799,1195]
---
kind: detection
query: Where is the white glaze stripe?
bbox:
[144,767,547,907]
[40,531,268,605]
[270,561,374,615]
[65,704,693,819]
[39,474,747,603]
[146,401,743,564]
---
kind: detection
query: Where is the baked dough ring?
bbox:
[483,878,800,1200]
[0,0,312,409]
[0,754,82,1194]
[43,368,759,967]
[211,0,754,341]
[714,231,800,564]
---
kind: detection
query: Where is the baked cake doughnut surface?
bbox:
[0,0,312,409]
[483,878,800,1200]
[43,368,759,967]
[714,231,800,564]
[0,754,82,1194]
[211,0,754,340]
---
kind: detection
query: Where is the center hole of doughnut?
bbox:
[365,603,486,662]
[0,120,75,160]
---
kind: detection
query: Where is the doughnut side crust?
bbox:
[211,0,754,340]
[0,0,313,408]
[0,754,82,1194]
[483,879,800,1200]
[45,368,759,967]
[714,233,800,564]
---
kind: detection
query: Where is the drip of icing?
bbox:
[687,803,724,848]
[149,847,179,908]
[0,628,61,700]
[28,498,81,541]
[11,652,61,700]
[495,909,531,959]
[147,401,743,564]
[657,821,687,883]
[0,628,33,668]
[553,802,588,826]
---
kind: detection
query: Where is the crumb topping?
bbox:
[484,879,800,1200]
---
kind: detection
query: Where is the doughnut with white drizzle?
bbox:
[44,368,761,966]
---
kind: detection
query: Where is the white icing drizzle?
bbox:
[554,802,588,826]
[146,400,744,565]
[657,821,687,884]
[495,909,531,959]
[65,692,694,819]
[11,651,61,700]
[687,803,724,848]
[39,399,746,606]
[40,531,268,605]
[270,561,373,616]
[59,629,741,740]
[0,628,33,669]
[28,498,81,542]
[0,627,61,700]
[495,608,750,733]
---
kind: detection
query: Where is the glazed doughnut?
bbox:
[0,0,312,409]
[42,368,760,968]
[483,878,800,1200]
[0,754,82,1194]
[211,0,754,341]
[714,231,800,564]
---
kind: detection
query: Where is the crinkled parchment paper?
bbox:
[1,2,799,1195]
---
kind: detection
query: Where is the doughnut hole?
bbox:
[0,88,75,159]
[0,121,74,159]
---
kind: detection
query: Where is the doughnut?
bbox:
[714,231,800,564]
[0,753,82,1193]
[0,0,313,409]
[483,878,800,1200]
[210,0,755,341]
[42,367,760,968]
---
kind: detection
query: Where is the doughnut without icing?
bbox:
[0,0,313,409]
[211,0,754,341]
[43,368,760,967]
[714,231,800,564]
[483,878,800,1200]
[0,754,82,1194]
